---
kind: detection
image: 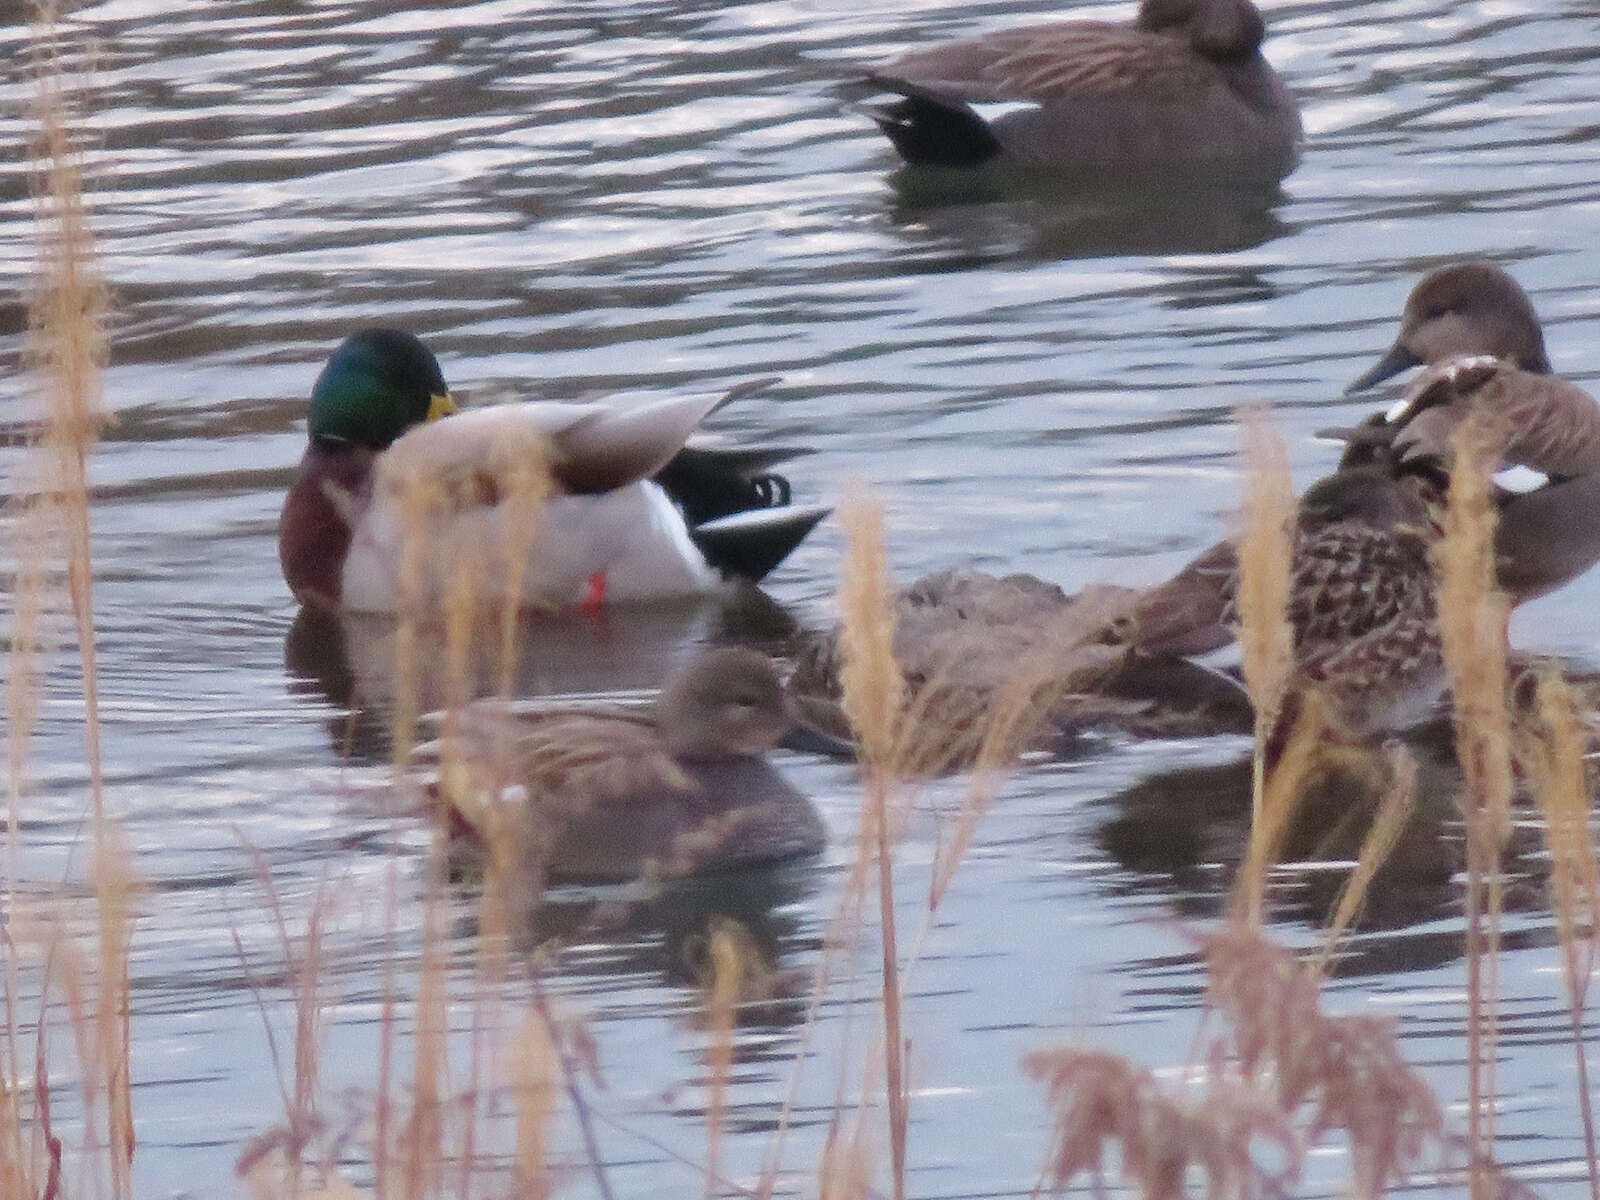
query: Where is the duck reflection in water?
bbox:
[283,585,808,764]
[522,867,822,1030]
[1093,724,1553,971]
[884,169,1288,262]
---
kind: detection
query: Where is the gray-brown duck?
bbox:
[416,647,829,884]
[863,0,1300,174]
[1339,262,1600,603]
[1133,263,1600,676]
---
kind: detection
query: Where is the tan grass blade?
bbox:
[833,490,909,1200]
[1523,669,1600,1200]
[704,924,741,1200]
[1233,407,1296,851]
[509,1010,557,1200]
[1314,746,1418,975]
[1230,691,1328,927]
[1433,414,1513,1193]
[24,5,138,1195]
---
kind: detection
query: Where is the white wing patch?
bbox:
[1493,464,1550,494]
[969,100,1041,123]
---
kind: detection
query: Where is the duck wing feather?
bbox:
[431,706,699,831]
[875,22,1210,105]
[376,381,772,500]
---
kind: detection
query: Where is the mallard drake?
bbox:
[415,646,829,883]
[1338,262,1600,602]
[862,0,1300,174]
[278,330,829,612]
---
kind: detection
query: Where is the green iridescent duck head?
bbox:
[308,328,456,449]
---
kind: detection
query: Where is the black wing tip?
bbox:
[860,77,1003,167]
[655,445,812,525]
[691,506,831,583]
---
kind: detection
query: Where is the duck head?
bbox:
[1348,263,1551,394]
[309,328,457,449]
[657,647,793,760]
[1138,0,1265,62]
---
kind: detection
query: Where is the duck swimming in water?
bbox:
[1336,262,1600,604]
[415,646,829,883]
[862,0,1300,175]
[278,329,829,613]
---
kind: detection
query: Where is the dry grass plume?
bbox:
[1227,409,1306,928]
[834,489,910,1200]
[1027,928,1449,1199]
[2,6,138,1198]
[1522,669,1600,1199]
[1232,408,1296,812]
[1433,415,1513,1192]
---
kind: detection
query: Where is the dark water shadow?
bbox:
[479,860,823,1033]
[283,587,810,764]
[884,166,1291,262]
[1091,726,1555,976]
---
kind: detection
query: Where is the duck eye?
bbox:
[1422,305,1450,321]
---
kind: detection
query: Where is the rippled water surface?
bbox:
[6,0,1600,1195]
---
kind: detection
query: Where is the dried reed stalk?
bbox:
[20,5,137,1196]
[704,925,741,1200]
[531,980,614,1200]
[370,467,441,1197]
[1314,746,1418,975]
[475,443,554,1196]
[395,474,449,1200]
[231,857,339,1197]
[1232,408,1296,851]
[834,490,909,1200]
[1229,692,1327,927]
[1433,416,1512,1194]
[1522,670,1600,1200]
[439,498,489,1200]
[3,498,49,1180]
[509,1010,557,1200]
[489,441,554,702]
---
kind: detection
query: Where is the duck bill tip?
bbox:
[1345,342,1422,395]
[779,716,857,760]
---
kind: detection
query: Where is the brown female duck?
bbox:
[1339,262,1600,602]
[418,647,829,884]
[1125,263,1600,736]
[1127,460,1448,738]
[863,0,1300,174]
